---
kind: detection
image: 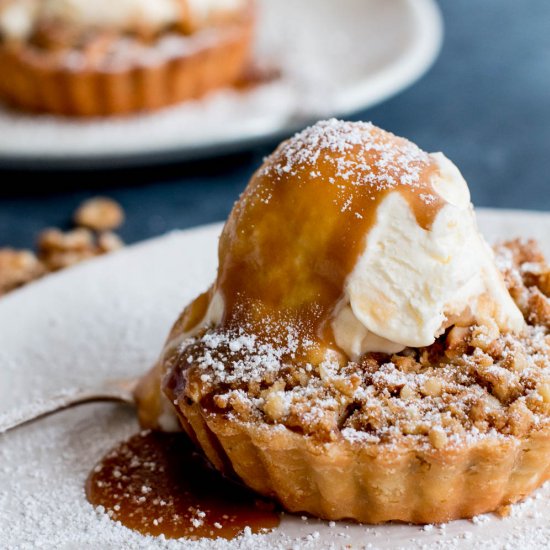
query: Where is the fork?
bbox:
[0,377,138,435]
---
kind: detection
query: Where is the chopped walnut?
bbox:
[39,227,94,251]
[505,350,528,373]
[74,197,125,231]
[38,227,124,272]
[445,325,471,357]
[470,321,501,355]
[38,228,97,271]
[429,427,448,449]
[538,382,550,404]
[399,384,416,400]
[527,288,550,328]
[392,355,421,373]
[420,377,443,397]
[0,196,125,298]
[262,382,289,421]
[0,249,45,296]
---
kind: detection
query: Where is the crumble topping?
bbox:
[167,239,550,448]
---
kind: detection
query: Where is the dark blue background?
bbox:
[1,0,549,248]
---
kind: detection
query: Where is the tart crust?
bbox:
[0,8,253,116]
[176,401,550,524]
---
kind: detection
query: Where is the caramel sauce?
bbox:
[216,123,444,349]
[86,431,280,540]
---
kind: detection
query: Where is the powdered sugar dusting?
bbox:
[268,119,428,185]
[182,324,310,386]
[1,218,550,548]
[257,119,435,214]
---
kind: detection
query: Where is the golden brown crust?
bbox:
[180,401,550,524]
[0,7,253,116]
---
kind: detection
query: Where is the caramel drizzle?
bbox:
[86,431,279,540]
[215,122,444,351]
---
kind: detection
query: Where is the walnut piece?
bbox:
[97,232,125,253]
[0,249,45,296]
[38,228,96,271]
[429,427,448,449]
[0,196,125,298]
[74,197,125,231]
[38,227,124,271]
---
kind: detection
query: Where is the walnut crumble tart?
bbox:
[0,0,254,116]
[136,121,550,524]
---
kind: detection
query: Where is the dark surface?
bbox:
[1,0,549,248]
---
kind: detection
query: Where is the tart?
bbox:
[0,0,254,116]
[136,120,550,524]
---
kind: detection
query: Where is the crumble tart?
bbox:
[136,120,550,524]
[0,0,254,116]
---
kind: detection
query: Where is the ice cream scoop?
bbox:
[213,119,523,359]
[331,151,524,357]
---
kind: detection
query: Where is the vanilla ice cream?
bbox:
[216,121,525,359]
[332,153,524,358]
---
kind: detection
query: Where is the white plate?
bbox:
[0,0,442,169]
[1,208,549,549]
